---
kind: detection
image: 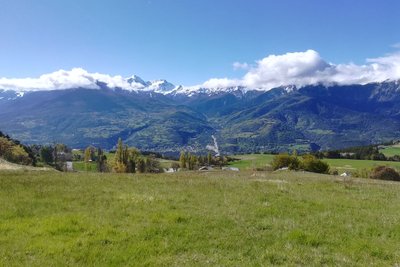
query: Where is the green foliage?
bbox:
[179,151,187,169]
[171,162,180,171]
[0,136,32,165]
[114,138,125,168]
[5,145,32,165]
[207,152,212,165]
[271,154,329,174]
[96,148,108,172]
[84,146,96,162]
[301,155,330,174]
[371,166,400,181]
[40,146,54,165]
[271,154,301,170]
[113,161,127,173]
[136,157,146,173]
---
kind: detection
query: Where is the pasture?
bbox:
[1,170,400,266]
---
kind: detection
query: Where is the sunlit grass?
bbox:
[1,170,400,265]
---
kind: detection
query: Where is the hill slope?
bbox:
[1,170,399,265]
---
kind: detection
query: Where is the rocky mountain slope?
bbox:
[1,79,400,154]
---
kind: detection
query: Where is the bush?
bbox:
[271,154,301,170]
[301,155,330,174]
[0,137,32,165]
[370,166,400,181]
[113,161,127,173]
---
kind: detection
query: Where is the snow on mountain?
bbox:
[1,67,400,100]
[126,75,149,87]
[143,79,177,93]
[169,85,248,97]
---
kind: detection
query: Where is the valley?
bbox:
[1,80,400,155]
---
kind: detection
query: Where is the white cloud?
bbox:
[202,77,241,88]
[391,42,400,49]
[233,62,249,70]
[1,49,400,93]
[203,50,400,90]
[0,68,146,92]
[242,50,331,89]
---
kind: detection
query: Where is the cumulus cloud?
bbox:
[1,50,400,93]
[202,50,400,90]
[202,77,241,88]
[0,68,146,92]
[391,43,400,49]
[233,61,249,70]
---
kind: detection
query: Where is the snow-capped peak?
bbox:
[146,79,176,93]
[127,75,149,87]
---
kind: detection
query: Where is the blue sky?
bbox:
[0,0,399,86]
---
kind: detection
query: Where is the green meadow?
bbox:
[229,153,400,173]
[379,144,400,157]
[1,170,400,266]
[228,154,275,170]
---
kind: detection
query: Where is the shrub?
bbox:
[370,166,400,181]
[271,154,301,170]
[301,155,330,174]
[113,161,127,173]
[0,137,32,165]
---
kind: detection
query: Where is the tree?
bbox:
[188,154,198,170]
[114,138,127,172]
[115,138,124,164]
[0,134,34,166]
[179,151,187,169]
[143,155,162,173]
[301,155,330,174]
[6,145,32,165]
[96,147,108,172]
[136,157,146,173]
[40,145,54,165]
[127,147,140,173]
[207,152,212,165]
[126,157,136,173]
[0,137,13,158]
[84,147,92,162]
[371,166,400,181]
[271,154,300,170]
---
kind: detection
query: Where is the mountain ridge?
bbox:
[1,80,400,155]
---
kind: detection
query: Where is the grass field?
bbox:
[228,154,275,170]
[73,161,98,172]
[1,170,400,266]
[379,144,400,157]
[324,158,400,172]
[229,154,400,173]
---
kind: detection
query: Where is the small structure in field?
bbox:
[199,166,213,171]
[164,168,176,173]
[66,161,74,172]
[222,167,239,172]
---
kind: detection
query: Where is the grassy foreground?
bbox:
[1,170,400,266]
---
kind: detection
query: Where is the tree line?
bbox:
[312,143,399,162]
[179,151,234,170]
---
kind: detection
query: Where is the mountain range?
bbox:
[1,75,400,155]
